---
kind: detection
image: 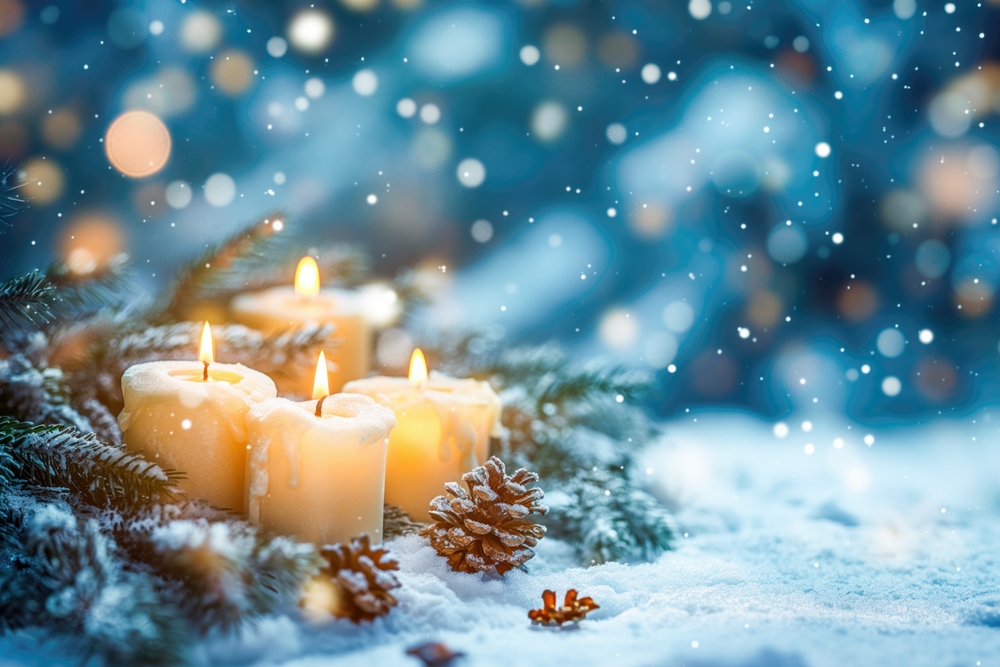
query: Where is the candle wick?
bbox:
[315,395,327,417]
[203,360,210,382]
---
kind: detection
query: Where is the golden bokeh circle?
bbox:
[21,157,64,205]
[210,50,255,95]
[104,110,171,178]
[42,108,82,149]
[60,214,126,275]
[0,69,25,115]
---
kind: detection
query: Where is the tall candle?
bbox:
[246,352,396,545]
[343,350,501,522]
[229,256,370,395]
[118,323,277,510]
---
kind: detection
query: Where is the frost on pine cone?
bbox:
[421,456,547,575]
[308,534,400,622]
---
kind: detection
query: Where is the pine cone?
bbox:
[308,534,400,622]
[528,589,599,626]
[420,456,547,575]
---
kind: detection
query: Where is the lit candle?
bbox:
[118,323,277,510]
[343,349,501,522]
[246,351,396,545]
[229,256,370,395]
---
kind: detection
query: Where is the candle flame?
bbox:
[199,322,214,364]
[295,256,320,296]
[408,348,427,384]
[312,351,330,400]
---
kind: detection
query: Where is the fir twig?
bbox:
[106,502,321,630]
[0,270,56,329]
[157,214,285,322]
[44,253,131,316]
[0,161,28,230]
[0,418,182,509]
[0,497,187,666]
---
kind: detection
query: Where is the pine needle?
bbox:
[158,214,286,322]
[0,418,182,509]
[0,270,56,329]
[0,161,28,231]
[44,253,131,316]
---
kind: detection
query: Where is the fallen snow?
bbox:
[3,409,998,666]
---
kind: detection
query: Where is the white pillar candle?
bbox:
[229,256,370,395]
[343,350,502,522]
[118,323,277,511]
[246,352,396,545]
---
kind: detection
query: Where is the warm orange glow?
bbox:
[312,351,330,400]
[294,256,320,296]
[408,348,427,384]
[199,322,214,364]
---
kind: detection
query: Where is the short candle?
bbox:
[246,351,396,545]
[343,349,501,522]
[230,256,370,395]
[118,323,277,510]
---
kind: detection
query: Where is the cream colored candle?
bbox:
[343,350,501,522]
[118,323,277,511]
[246,352,396,545]
[229,257,369,395]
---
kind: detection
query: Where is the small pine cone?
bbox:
[420,456,548,575]
[310,534,400,622]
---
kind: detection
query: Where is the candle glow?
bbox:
[312,350,330,400]
[408,348,428,385]
[199,321,214,381]
[295,256,320,297]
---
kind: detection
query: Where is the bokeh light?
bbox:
[204,173,236,207]
[180,11,221,53]
[288,10,335,54]
[456,158,486,188]
[0,70,25,115]
[41,109,81,150]
[21,158,64,205]
[0,0,24,38]
[104,111,171,178]
[210,51,256,96]
[530,102,568,143]
[60,214,125,274]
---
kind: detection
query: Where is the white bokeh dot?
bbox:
[420,103,441,124]
[456,158,486,188]
[520,45,540,66]
[688,0,712,20]
[165,180,192,209]
[352,69,378,96]
[304,77,325,99]
[397,98,417,118]
[471,219,493,243]
[918,328,934,344]
[773,422,789,438]
[204,173,236,207]
[641,63,661,84]
[882,376,902,396]
[267,36,288,58]
[606,123,627,145]
[815,142,832,158]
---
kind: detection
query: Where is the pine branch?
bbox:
[0,418,182,509]
[0,354,93,434]
[157,214,285,322]
[541,468,675,564]
[0,161,28,230]
[44,253,131,317]
[0,497,187,666]
[198,241,371,302]
[106,502,321,631]
[0,270,56,329]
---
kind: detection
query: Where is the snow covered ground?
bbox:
[4,408,998,667]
